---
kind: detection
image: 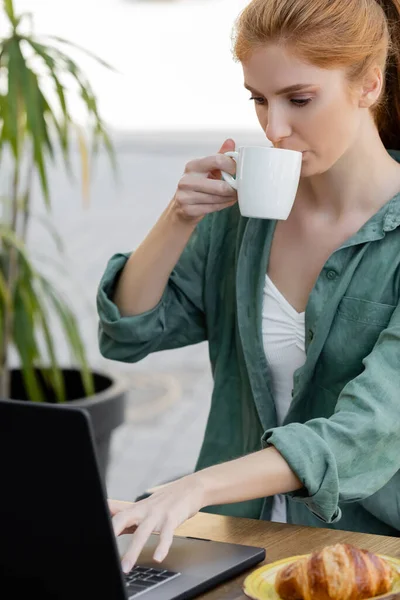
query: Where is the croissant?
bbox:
[275,543,394,600]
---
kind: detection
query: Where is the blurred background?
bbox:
[6,0,268,502]
[12,0,262,132]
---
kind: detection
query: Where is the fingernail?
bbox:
[121,559,131,574]
[153,550,163,563]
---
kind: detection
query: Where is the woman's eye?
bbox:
[249,96,312,107]
[290,98,312,107]
[249,96,265,105]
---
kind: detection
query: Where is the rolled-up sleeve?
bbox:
[97,216,211,363]
[262,302,400,525]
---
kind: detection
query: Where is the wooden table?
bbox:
[175,513,400,600]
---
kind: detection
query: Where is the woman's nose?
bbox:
[265,110,291,145]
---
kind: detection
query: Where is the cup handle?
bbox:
[220,151,239,190]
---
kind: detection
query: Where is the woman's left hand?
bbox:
[108,474,207,573]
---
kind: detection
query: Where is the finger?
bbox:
[108,499,134,516]
[175,199,237,220]
[209,139,236,180]
[185,153,236,176]
[153,526,174,563]
[121,519,156,573]
[178,176,234,199]
[217,138,235,154]
[175,192,237,211]
[112,507,144,537]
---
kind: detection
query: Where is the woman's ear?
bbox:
[359,66,383,108]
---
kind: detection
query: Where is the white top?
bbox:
[262,275,306,523]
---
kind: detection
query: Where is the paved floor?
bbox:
[24,129,265,503]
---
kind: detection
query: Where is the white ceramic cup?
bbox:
[221,146,302,220]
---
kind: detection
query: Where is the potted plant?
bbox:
[0,0,126,478]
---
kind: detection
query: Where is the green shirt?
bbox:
[97,151,400,537]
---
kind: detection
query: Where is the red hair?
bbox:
[233,0,400,149]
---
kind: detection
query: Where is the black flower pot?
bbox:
[8,368,126,480]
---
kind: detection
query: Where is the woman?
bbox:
[97,0,400,572]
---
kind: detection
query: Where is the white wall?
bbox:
[10,0,261,132]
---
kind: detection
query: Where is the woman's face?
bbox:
[242,44,368,177]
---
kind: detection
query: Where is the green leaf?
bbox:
[0,225,35,273]
[36,274,94,397]
[19,65,54,206]
[0,302,3,352]
[75,124,90,205]
[37,337,66,403]
[60,55,102,119]
[33,137,50,208]
[20,65,42,139]
[11,268,67,403]
[20,365,46,402]
[21,43,115,178]
[0,38,11,67]
[6,38,22,159]
[6,42,54,207]
[27,279,66,402]
[16,288,36,356]
[14,272,66,402]
[43,35,117,72]
[95,122,117,174]
[31,212,65,254]
[48,51,101,119]
[12,280,45,402]
[39,106,55,158]
[25,39,71,168]
[4,0,17,27]
[0,268,12,308]
[0,93,10,160]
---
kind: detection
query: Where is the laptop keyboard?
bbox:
[125,565,181,598]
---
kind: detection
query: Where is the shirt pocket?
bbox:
[318,296,396,385]
[336,296,396,326]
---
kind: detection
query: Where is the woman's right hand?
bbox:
[171,138,238,223]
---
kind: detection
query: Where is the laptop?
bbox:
[0,399,265,599]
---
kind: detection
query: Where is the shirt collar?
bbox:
[339,149,400,249]
[382,149,400,232]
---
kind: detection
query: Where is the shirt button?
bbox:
[307,329,314,342]
[326,269,337,280]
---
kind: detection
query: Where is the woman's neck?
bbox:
[297,121,400,221]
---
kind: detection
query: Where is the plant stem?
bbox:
[0,161,20,400]
[21,159,34,243]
